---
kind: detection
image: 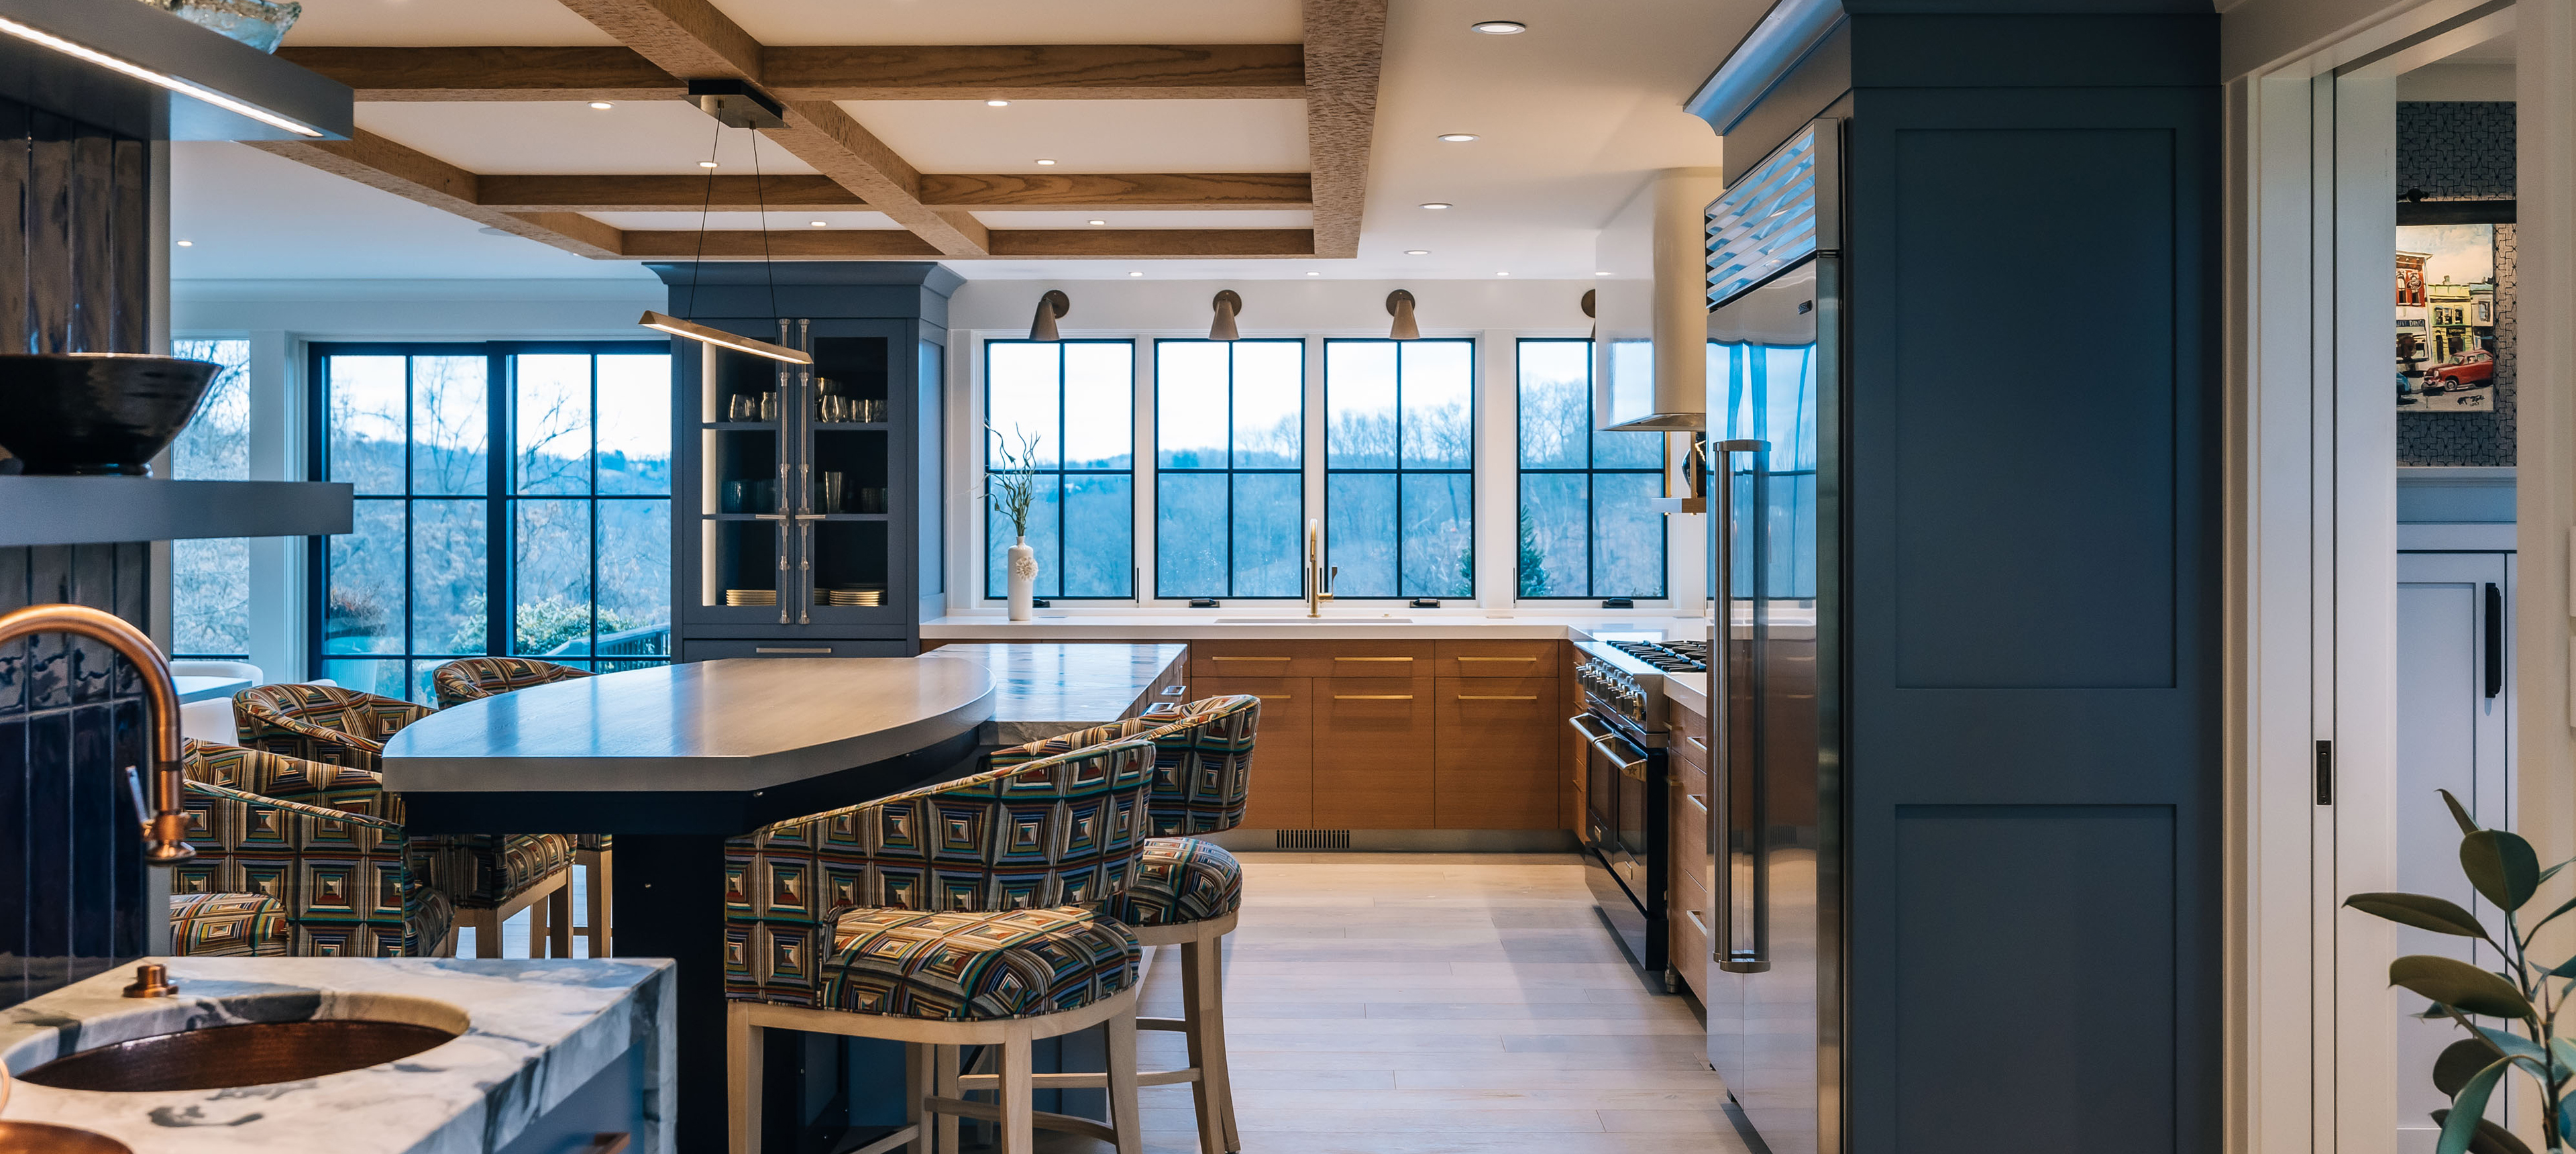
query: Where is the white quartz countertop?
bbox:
[0,957,674,1154]
[922,613,1709,642]
[927,643,1189,745]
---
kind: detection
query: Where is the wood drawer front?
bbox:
[1201,677,1310,828]
[1668,869,1713,1000]
[1311,677,1434,828]
[1432,639,1560,678]
[1670,727,1712,776]
[1432,678,1560,829]
[1674,753,1709,800]
[1672,776,1711,878]
[1193,640,1436,679]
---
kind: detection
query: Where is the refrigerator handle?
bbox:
[1709,437,1771,976]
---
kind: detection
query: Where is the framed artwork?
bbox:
[2396,222,2498,413]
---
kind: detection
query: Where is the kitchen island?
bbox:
[926,642,1191,744]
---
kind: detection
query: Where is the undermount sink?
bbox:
[1214,617,1414,624]
[0,1121,131,1154]
[12,991,467,1094]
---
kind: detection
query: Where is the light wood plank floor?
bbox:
[1026,852,1754,1154]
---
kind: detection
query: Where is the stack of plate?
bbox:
[723,589,777,607]
[820,584,885,607]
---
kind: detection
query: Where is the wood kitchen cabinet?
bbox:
[1434,676,1561,829]
[1311,677,1436,828]
[1668,695,1712,1002]
[1193,639,1436,680]
[1199,676,1312,829]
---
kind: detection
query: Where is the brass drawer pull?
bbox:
[1685,793,1709,816]
[1212,655,1291,662]
[1686,735,1709,751]
[1684,910,1708,935]
[1455,695,1538,700]
[1258,694,1292,700]
[1334,656,1413,662]
[1455,656,1536,662]
[1333,694,1414,700]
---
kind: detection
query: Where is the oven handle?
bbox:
[1566,715,1649,780]
[1710,437,1772,976]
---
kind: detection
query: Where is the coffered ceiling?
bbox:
[172,0,1749,282]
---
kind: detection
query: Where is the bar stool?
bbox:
[429,657,611,957]
[985,694,1262,1153]
[235,683,578,957]
[723,735,1163,1154]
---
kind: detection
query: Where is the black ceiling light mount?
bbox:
[688,78,788,129]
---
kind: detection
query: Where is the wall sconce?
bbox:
[1210,291,1243,342]
[1386,290,1420,341]
[1582,288,1597,342]
[1028,290,1069,341]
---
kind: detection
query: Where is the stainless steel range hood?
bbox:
[1594,169,1727,431]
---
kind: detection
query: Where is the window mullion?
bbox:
[487,348,509,661]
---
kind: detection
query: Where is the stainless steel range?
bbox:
[1568,635,1707,982]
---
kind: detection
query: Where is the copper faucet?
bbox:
[0,604,195,864]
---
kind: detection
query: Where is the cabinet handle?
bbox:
[755,646,833,654]
[1685,793,1709,816]
[1686,735,1709,752]
[1684,909,1708,935]
[1212,656,1291,662]
[1159,685,1186,696]
[1455,695,1538,700]
[1332,694,1414,700]
[1455,656,1536,663]
[1334,656,1413,662]
[1256,694,1292,700]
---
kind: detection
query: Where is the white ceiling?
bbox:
[177,0,1752,284]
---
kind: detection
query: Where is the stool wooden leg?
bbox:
[1205,933,1239,1153]
[1000,1032,1035,1154]
[904,1043,932,1154]
[933,1044,961,1154]
[472,911,500,959]
[547,883,574,959]
[1106,1010,1144,1154]
[584,851,612,957]
[728,1004,763,1154]
[1179,940,1225,1154]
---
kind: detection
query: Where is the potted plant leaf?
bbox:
[985,423,1041,621]
[2347,790,2576,1154]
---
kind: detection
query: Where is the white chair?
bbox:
[171,662,264,744]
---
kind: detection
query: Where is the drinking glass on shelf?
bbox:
[727,394,751,421]
[722,480,749,513]
[759,392,778,421]
[820,472,845,514]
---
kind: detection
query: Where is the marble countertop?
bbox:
[928,643,1189,745]
[922,613,1710,641]
[0,957,674,1154]
[380,658,994,794]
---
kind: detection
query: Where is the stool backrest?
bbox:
[430,657,593,709]
[233,683,434,773]
[990,694,1262,837]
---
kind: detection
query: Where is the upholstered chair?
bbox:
[427,658,612,957]
[723,735,1161,1154]
[167,892,290,957]
[429,657,592,709]
[230,686,583,957]
[986,693,1261,1154]
[172,739,456,956]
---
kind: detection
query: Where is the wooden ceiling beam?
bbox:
[478,174,865,211]
[621,228,1313,260]
[551,0,990,258]
[471,172,1311,212]
[619,229,943,258]
[1302,0,1389,259]
[761,44,1303,100]
[242,129,624,258]
[274,46,682,101]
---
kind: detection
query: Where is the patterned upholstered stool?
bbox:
[429,658,612,958]
[235,684,578,958]
[168,892,290,957]
[986,695,1260,1153]
[724,735,1161,1154]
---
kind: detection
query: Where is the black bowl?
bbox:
[0,354,221,476]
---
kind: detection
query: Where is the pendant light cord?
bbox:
[683,119,720,319]
[751,130,780,327]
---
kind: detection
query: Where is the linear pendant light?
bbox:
[0,14,325,138]
[639,311,813,365]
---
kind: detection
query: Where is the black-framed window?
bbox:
[168,337,252,658]
[983,339,1134,599]
[311,342,673,703]
[1324,338,1474,598]
[1515,338,1666,598]
[1155,339,1303,599]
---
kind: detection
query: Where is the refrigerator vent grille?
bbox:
[1275,830,1352,850]
[1708,125,1821,307]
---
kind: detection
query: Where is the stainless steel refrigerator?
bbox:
[1701,117,1841,1154]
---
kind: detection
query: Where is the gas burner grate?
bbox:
[1607,639,1709,673]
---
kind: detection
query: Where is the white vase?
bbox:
[1007,537,1037,621]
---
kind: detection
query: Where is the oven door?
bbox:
[1572,713,1648,888]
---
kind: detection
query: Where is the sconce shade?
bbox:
[1029,290,1070,342]
[1386,290,1420,341]
[1210,291,1242,342]
[1582,288,1597,342]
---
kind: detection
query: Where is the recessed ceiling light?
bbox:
[1128,270,1144,277]
[1405,250,1430,256]
[987,99,1010,107]
[1036,158,1057,166]
[698,160,719,168]
[589,101,614,110]
[1419,202,1452,210]
[810,220,827,227]
[174,240,193,247]
[1437,133,1479,143]
[1089,219,1106,226]
[1307,270,1322,276]
[1497,271,1510,276]
[1471,19,1527,34]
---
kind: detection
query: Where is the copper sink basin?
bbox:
[14,1018,460,1093]
[0,1122,131,1154]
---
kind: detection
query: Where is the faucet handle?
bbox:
[123,963,177,999]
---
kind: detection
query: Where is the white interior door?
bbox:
[2392,549,2516,1151]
